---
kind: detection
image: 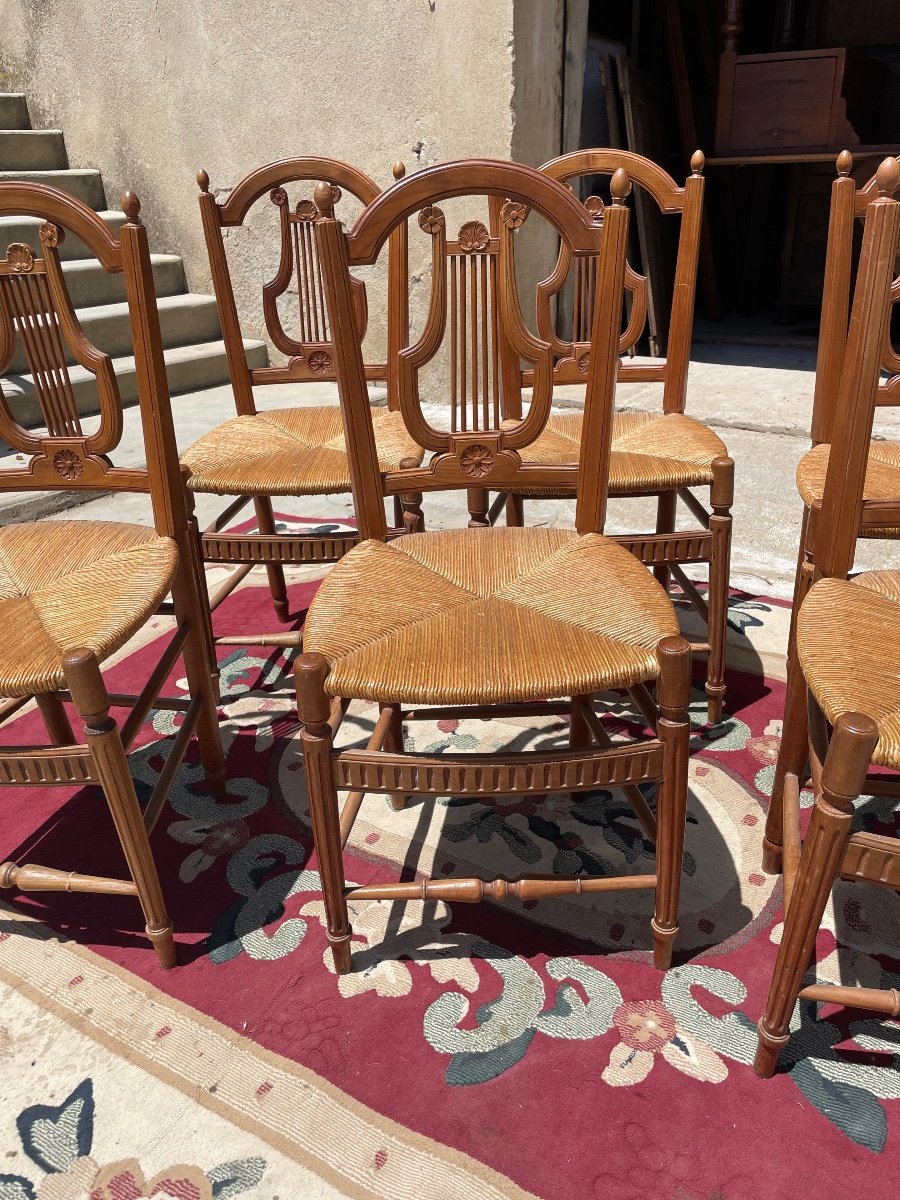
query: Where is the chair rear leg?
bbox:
[651,636,692,970]
[383,702,409,811]
[570,694,591,803]
[467,488,489,528]
[505,494,525,526]
[253,495,290,621]
[35,693,75,745]
[755,712,877,1077]
[705,457,734,725]
[788,504,815,665]
[653,491,677,591]
[65,648,176,969]
[763,653,810,875]
[296,653,352,974]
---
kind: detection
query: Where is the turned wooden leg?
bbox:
[383,702,408,811]
[653,491,677,591]
[35,692,76,745]
[169,555,226,800]
[570,694,591,802]
[652,636,692,970]
[763,651,810,875]
[755,712,877,1077]
[399,456,425,534]
[505,494,525,526]
[253,495,290,621]
[392,495,404,529]
[705,458,734,725]
[467,487,490,528]
[295,653,352,974]
[65,648,176,968]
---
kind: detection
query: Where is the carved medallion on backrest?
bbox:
[0,222,123,464]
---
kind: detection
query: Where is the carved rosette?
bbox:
[329,184,342,205]
[418,205,446,235]
[584,195,605,225]
[460,443,494,478]
[295,199,318,222]
[6,243,35,273]
[269,186,289,207]
[53,449,83,480]
[307,350,332,375]
[500,201,528,229]
[39,222,64,250]
[457,220,490,252]
[577,352,591,375]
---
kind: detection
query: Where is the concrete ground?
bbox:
[8,344,900,601]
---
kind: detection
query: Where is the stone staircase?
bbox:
[0,93,267,429]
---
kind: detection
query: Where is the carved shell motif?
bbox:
[295,199,318,222]
[307,350,332,375]
[418,205,445,235]
[500,201,528,229]
[457,220,490,253]
[577,352,591,375]
[460,444,494,478]
[53,449,83,480]
[6,243,35,273]
[584,195,605,225]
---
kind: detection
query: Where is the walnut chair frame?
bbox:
[787,151,900,649]
[755,160,900,1077]
[493,149,734,726]
[295,159,693,976]
[190,157,418,645]
[0,183,226,967]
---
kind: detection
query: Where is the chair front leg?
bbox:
[295,653,352,974]
[253,495,290,622]
[755,712,878,1077]
[467,488,490,528]
[705,457,734,725]
[65,648,176,969]
[763,652,810,875]
[651,636,692,970]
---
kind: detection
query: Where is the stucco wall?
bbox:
[0,0,578,387]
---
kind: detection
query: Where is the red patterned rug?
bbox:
[0,517,897,1200]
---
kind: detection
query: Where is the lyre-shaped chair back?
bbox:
[530,148,704,416]
[0,183,187,538]
[814,159,900,582]
[313,159,631,541]
[197,157,408,413]
[812,151,900,446]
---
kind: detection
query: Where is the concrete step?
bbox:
[0,210,128,261]
[0,130,67,171]
[0,95,30,131]
[7,293,222,375]
[2,337,267,428]
[59,253,186,308]
[0,169,105,209]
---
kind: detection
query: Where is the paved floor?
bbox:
[9,347,900,600]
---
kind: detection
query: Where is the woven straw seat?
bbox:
[508,411,728,495]
[0,521,177,698]
[797,441,900,536]
[797,570,900,769]
[304,526,679,705]
[181,406,422,497]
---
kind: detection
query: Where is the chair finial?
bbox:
[876,156,900,198]
[690,149,705,176]
[611,168,631,203]
[121,191,141,223]
[197,168,210,193]
[314,180,335,217]
[392,161,406,180]
[836,150,853,177]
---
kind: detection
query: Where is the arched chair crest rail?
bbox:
[756,159,900,1077]
[181,157,424,642]
[294,158,693,977]
[0,182,226,966]
[487,148,734,726]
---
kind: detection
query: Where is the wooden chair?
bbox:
[755,159,900,1078]
[295,159,694,976]
[0,183,225,966]
[183,158,423,640]
[786,151,900,649]
[493,149,734,726]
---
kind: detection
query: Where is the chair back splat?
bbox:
[0,185,188,542]
[312,159,632,542]
[197,158,408,412]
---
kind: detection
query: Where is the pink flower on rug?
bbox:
[602,999,728,1086]
[36,1156,213,1200]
